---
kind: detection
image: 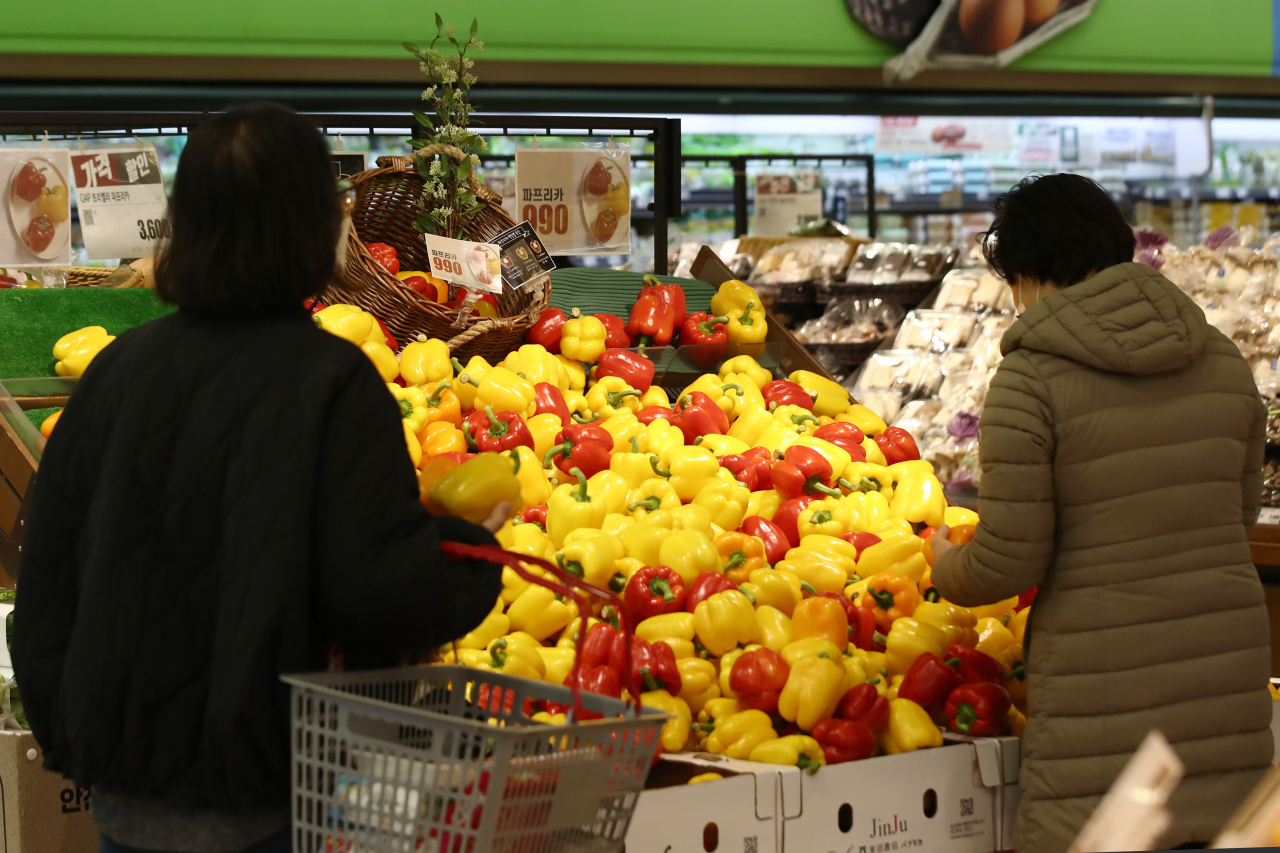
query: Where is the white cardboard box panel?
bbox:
[626,755,780,853]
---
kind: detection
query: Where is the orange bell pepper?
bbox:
[860,572,920,631]
[790,596,849,649]
[418,421,466,458]
[422,379,462,427]
[715,531,769,585]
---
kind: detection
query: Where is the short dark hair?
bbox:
[155,104,342,312]
[981,173,1136,288]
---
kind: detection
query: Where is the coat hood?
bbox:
[1001,262,1209,375]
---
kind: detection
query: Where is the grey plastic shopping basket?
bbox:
[282,666,668,853]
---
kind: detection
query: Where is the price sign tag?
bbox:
[515,148,631,255]
[423,233,503,294]
[492,221,555,291]
[70,145,168,260]
[1259,507,1280,526]
[753,191,823,237]
[0,147,74,267]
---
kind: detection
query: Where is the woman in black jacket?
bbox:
[12,104,506,853]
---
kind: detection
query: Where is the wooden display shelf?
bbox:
[1253,519,1280,568]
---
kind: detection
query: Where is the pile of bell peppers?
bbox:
[297,293,1030,775]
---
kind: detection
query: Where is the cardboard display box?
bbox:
[0,731,97,853]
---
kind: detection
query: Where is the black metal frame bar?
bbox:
[0,111,683,273]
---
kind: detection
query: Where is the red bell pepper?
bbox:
[718,455,759,491]
[741,447,775,491]
[728,647,790,714]
[772,446,842,500]
[771,496,817,549]
[463,406,534,453]
[678,311,729,368]
[608,633,682,695]
[848,603,877,651]
[436,451,475,466]
[672,391,729,442]
[685,571,736,614]
[947,644,1005,686]
[812,422,867,460]
[579,621,618,669]
[1017,587,1038,611]
[563,663,622,698]
[653,278,686,324]
[446,291,498,319]
[636,406,675,426]
[874,426,921,465]
[526,307,568,353]
[945,682,1011,736]
[625,566,687,622]
[836,683,889,732]
[898,652,963,719]
[626,279,676,347]
[840,531,882,558]
[739,516,789,565]
[597,349,655,393]
[811,717,876,764]
[761,380,813,411]
[595,313,632,349]
[543,424,613,478]
[365,242,400,275]
[517,505,547,531]
[534,382,571,426]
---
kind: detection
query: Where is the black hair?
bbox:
[155,103,342,312]
[981,173,1136,288]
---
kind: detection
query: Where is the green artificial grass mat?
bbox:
[25,406,59,430]
[0,289,175,379]
[547,269,716,316]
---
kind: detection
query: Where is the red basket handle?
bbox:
[440,541,644,716]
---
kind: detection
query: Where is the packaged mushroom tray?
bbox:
[792,298,906,380]
[846,267,1015,493]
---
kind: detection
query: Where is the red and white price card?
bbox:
[514,148,631,255]
[70,145,168,260]
[423,234,503,294]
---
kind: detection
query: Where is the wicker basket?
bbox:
[323,146,547,361]
[64,267,114,287]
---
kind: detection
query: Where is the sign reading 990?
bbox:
[522,203,569,236]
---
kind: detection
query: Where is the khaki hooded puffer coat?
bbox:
[933,262,1272,853]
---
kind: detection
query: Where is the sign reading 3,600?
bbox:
[136,218,171,240]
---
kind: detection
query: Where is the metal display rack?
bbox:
[0,112,683,274]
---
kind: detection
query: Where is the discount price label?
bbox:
[514,147,631,255]
[423,233,503,295]
[70,144,169,260]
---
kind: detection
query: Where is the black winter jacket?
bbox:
[12,307,503,807]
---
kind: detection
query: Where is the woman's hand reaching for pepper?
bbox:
[930,525,954,562]
[482,502,512,534]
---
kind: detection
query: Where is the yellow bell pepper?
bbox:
[693,480,751,531]
[780,637,843,668]
[719,355,771,390]
[502,446,552,508]
[519,413,561,464]
[484,635,546,680]
[586,470,630,515]
[721,374,766,422]
[724,301,768,346]
[497,521,555,563]
[622,510,675,563]
[856,536,927,583]
[744,489,784,523]
[944,506,980,527]
[1008,607,1029,646]
[672,503,714,536]
[538,647,576,686]
[473,366,537,419]
[611,436,655,487]
[645,418,684,457]
[968,597,1020,623]
[716,647,752,699]
[504,344,568,390]
[312,304,373,344]
[789,370,849,418]
[506,585,577,642]
[556,355,586,392]
[841,490,892,534]
[754,422,805,458]
[710,279,759,318]
[778,654,845,731]
[655,445,720,502]
[873,518,914,539]
[450,355,491,411]
[727,404,776,446]
[1000,643,1027,715]
[625,479,681,519]
[879,698,943,755]
[587,375,644,418]
[861,437,889,466]
[600,512,635,544]
[889,471,946,529]
[886,459,935,483]
[637,612,696,646]
[740,568,802,617]
[642,689,693,752]
[660,529,721,585]
[638,386,670,409]
[360,340,399,382]
[561,316,607,363]
[676,657,721,715]
[796,498,853,539]
[697,434,751,458]
[399,338,453,385]
[555,616,601,650]
[391,384,431,433]
[884,618,948,676]
[556,532,617,589]
[698,697,744,730]
[456,598,509,650]
[755,606,793,653]
[800,534,858,563]
[975,617,1016,659]
[426,452,523,524]
[705,709,777,759]
[530,710,566,725]
[750,735,825,773]
[677,374,736,416]
[777,548,853,594]
[53,326,115,377]
[913,601,979,648]
[1008,705,1027,738]
[547,467,609,547]
[694,590,758,656]
[771,404,822,435]
[841,462,894,499]
[439,647,487,668]
[839,404,887,436]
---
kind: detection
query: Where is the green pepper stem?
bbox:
[954,702,977,734]
[484,405,509,438]
[737,585,756,605]
[848,574,861,584]
[650,576,675,602]
[570,467,590,502]
[698,316,730,335]
[609,573,628,593]
[650,456,672,478]
[627,496,662,512]
[629,436,640,454]
[692,721,715,733]
[398,398,413,418]
[543,441,572,468]
[607,388,641,407]
[810,510,833,526]
[836,478,856,492]
[640,668,661,693]
[450,357,466,373]
[866,677,881,685]
[800,581,818,596]
[738,302,756,325]
[489,637,508,668]
[679,394,693,409]
[791,414,819,427]
[693,436,704,445]
[1001,612,1012,627]
[860,478,882,493]
[722,551,746,572]
[924,588,940,603]
[426,380,452,407]
[509,450,521,475]
[601,605,620,630]
[1007,661,1027,681]
[557,555,585,579]
[720,383,743,395]
[572,411,599,423]
[796,753,820,775]
[945,657,962,668]
[808,480,842,498]
[462,421,478,451]
[869,587,896,611]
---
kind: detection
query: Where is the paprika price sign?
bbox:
[423,234,503,295]
[0,147,73,267]
[514,148,630,255]
[70,145,168,260]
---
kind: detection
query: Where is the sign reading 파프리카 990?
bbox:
[514,148,631,256]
